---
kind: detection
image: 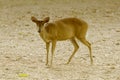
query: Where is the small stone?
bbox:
[110,66,115,69]
[116,43,120,45]
[25,24,30,26]
[5,68,9,70]
[116,30,120,32]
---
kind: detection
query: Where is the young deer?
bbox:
[31,16,93,66]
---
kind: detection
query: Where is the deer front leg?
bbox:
[46,42,50,66]
[50,40,56,66]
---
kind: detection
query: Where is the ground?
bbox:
[0,0,120,80]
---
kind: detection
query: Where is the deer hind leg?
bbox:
[77,37,93,65]
[46,42,50,66]
[50,40,56,66]
[67,38,79,64]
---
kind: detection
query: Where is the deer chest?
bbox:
[40,32,51,43]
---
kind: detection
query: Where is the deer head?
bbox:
[31,16,50,33]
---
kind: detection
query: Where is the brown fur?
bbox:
[31,16,93,66]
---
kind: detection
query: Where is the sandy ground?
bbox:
[0,0,120,80]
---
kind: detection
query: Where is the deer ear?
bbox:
[43,17,50,23]
[31,16,38,22]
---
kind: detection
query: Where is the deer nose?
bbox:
[38,30,41,33]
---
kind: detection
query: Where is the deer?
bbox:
[31,16,93,66]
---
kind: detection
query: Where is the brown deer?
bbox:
[31,16,93,66]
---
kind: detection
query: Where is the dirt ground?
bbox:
[0,0,120,80]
